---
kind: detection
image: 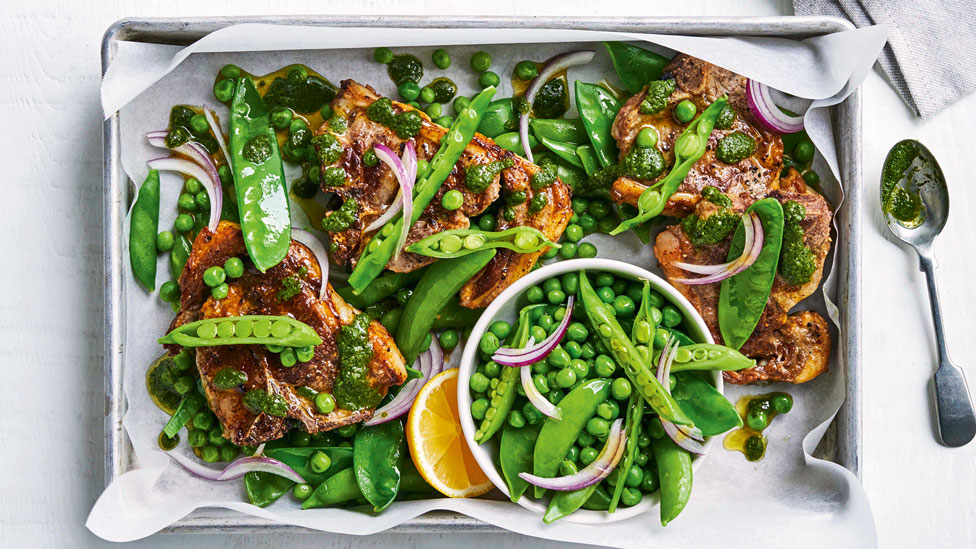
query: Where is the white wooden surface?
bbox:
[2,0,974,546]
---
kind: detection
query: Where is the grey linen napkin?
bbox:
[794,0,976,117]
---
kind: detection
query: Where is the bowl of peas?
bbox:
[458,258,719,524]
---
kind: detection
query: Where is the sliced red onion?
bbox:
[518,418,625,491]
[372,143,416,259]
[364,144,418,232]
[657,337,706,454]
[290,228,330,300]
[746,79,805,134]
[672,212,763,285]
[203,105,231,167]
[166,451,306,484]
[518,50,596,163]
[521,358,561,420]
[365,335,444,426]
[492,295,575,367]
[146,156,222,233]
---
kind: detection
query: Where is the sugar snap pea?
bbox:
[431,297,483,330]
[603,41,671,95]
[229,76,292,272]
[532,378,610,498]
[578,272,691,426]
[244,471,295,507]
[348,86,496,293]
[610,97,727,235]
[500,422,540,502]
[129,169,160,291]
[406,227,559,259]
[538,136,584,169]
[162,393,205,438]
[580,483,612,511]
[530,118,588,144]
[544,481,600,524]
[671,371,742,436]
[631,281,656,348]
[158,315,323,348]
[302,466,362,509]
[353,420,404,512]
[718,197,785,349]
[473,304,542,444]
[574,81,621,168]
[653,343,755,372]
[169,233,192,280]
[652,435,693,526]
[608,392,643,512]
[396,249,496,364]
[335,267,427,309]
[265,445,353,487]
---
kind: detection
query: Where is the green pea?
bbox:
[532,358,551,375]
[613,295,636,316]
[772,393,793,414]
[560,224,583,243]
[314,392,336,414]
[579,446,598,465]
[522,401,543,425]
[548,388,565,405]
[623,464,644,488]
[508,409,526,428]
[478,71,500,89]
[177,193,197,212]
[296,346,315,362]
[310,450,332,473]
[269,106,293,130]
[221,257,244,279]
[634,451,649,467]
[548,346,570,368]
[526,285,544,303]
[441,189,464,210]
[453,95,471,115]
[611,377,632,400]
[594,355,616,377]
[559,460,578,476]
[747,409,768,431]
[470,51,491,72]
[215,321,235,339]
[596,400,619,421]
[646,419,665,439]
[471,398,490,420]
[528,373,549,394]
[661,305,683,327]
[577,430,596,448]
[151,229,175,254]
[199,444,218,463]
[674,99,697,123]
[187,114,209,135]
[171,214,191,235]
[568,242,593,259]
[543,289,564,305]
[569,359,589,379]
[419,86,436,104]
[794,140,815,163]
[320,104,334,120]
[210,283,229,300]
[398,81,420,101]
[439,329,459,350]
[183,178,202,195]
[597,286,615,304]
[515,60,538,81]
[185,429,205,448]
[220,445,238,462]
[431,48,451,70]
[637,433,651,449]
[555,367,577,388]
[479,332,500,355]
[194,191,210,211]
[425,102,443,118]
[190,411,213,431]
[235,319,253,338]
[279,347,297,367]
[219,64,241,79]
[293,483,313,501]
[435,116,454,127]
[559,242,578,259]
[595,216,616,234]
[529,325,547,343]
[374,47,394,64]
[159,280,180,303]
[213,78,234,103]
[621,486,643,506]
[803,169,820,186]
[564,341,582,359]
[584,417,610,437]
[579,343,595,360]
[196,322,218,339]
[489,320,512,340]
[565,445,580,463]
[202,266,226,287]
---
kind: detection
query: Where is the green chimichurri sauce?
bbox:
[388,54,424,86]
[724,392,793,461]
[243,389,289,417]
[778,200,816,286]
[682,208,739,247]
[146,354,183,414]
[213,368,248,390]
[429,77,457,104]
[321,198,359,233]
[465,158,514,193]
[365,97,423,139]
[533,77,569,119]
[242,134,273,164]
[167,105,219,154]
[334,313,383,411]
[716,131,756,164]
[639,79,676,115]
[262,65,338,114]
[881,140,925,227]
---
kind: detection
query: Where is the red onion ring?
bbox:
[289,227,330,300]
[746,79,805,134]
[166,451,306,484]
[492,295,575,367]
[372,143,416,259]
[518,418,625,491]
[145,155,222,233]
[518,50,596,163]
[203,105,231,167]
[520,356,562,420]
[365,335,444,426]
[656,337,706,454]
[672,212,764,285]
[364,143,418,233]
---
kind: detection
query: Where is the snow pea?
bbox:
[603,41,670,94]
[544,481,600,524]
[653,343,755,372]
[265,445,353,487]
[576,145,600,177]
[631,281,656,347]
[229,76,291,272]
[162,393,205,438]
[474,304,542,444]
[431,298,483,329]
[129,169,160,292]
[348,86,496,293]
[335,267,427,309]
[245,472,294,507]
[494,131,536,156]
[538,136,584,168]
[578,272,691,426]
[574,82,621,168]
[396,249,496,364]
[158,315,323,348]
[169,233,192,280]
[530,118,587,144]
[353,420,404,512]
[671,371,742,436]
[718,197,785,349]
[580,483,612,511]
[663,326,694,347]
[407,227,559,259]
[610,97,727,236]
[500,422,540,502]
[477,98,517,138]
[651,435,693,526]
[302,466,361,509]
[532,378,610,498]
[608,392,643,512]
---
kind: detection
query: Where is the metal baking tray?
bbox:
[102,15,862,534]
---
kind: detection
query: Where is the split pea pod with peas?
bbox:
[406,227,559,259]
[158,315,323,348]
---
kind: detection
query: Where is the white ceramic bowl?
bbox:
[458,258,720,524]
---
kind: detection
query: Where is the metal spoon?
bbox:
[882,139,976,447]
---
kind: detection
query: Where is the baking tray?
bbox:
[102,15,862,534]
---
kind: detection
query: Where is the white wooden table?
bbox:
[3,1,973,546]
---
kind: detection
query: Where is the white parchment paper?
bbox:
[90,24,886,546]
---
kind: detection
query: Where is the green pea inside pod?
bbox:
[159,315,322,348]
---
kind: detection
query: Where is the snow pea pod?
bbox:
[473,304,542,444]
[494,131,536,156]
[532,378,610,498]
[653,343,755,372]
[229,76,291,272]
[161,393,205,438]
[407,227,559,259]
[431,298,483,329]
[245,472,294,507]
[578,272,691,426]
[671,371,742,436]
[302,466,361,509]
[500,422,541,502]
[603,41,670,94]
[718,197,785,349]
[632,281,656,348]
[608,392,643,512]
[538,136,584,168]
[478,98,517,138]
[353,420,404,512]
[396,249,496,364]
[158,315,323,348]
[651,435,693,526]
[129,169,160,291]
[544,481,600,524]
[169,233,192,280]
[530,118,587,144]
[610,97,727,236]
[574,82,621,168]
[348,87,496,294]
[576,145,600,177]
[580,483,612,511]
[335,267,427,309]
